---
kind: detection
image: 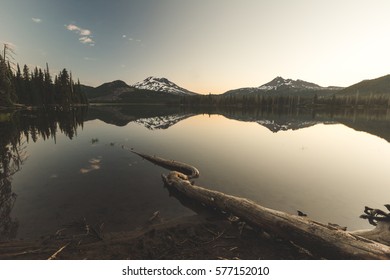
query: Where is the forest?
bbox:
[180,91,390,110]
[0,44,87,108]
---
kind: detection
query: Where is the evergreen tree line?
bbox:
[0,44,87,108]
[181,94,307,108]
[180,92,390,109]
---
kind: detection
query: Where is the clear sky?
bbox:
[1,0,390,94]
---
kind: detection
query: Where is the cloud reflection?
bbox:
[80,158,102,174]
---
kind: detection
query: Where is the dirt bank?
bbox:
[0,213,313,260]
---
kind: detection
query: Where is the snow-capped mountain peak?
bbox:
[258,76,323,91]
[133,76,197,96]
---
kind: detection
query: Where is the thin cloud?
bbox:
[66,24,95,46]
[80,29,91,36]
[79,36,94,44]
[32,18,42,23]
[66,24,79,31]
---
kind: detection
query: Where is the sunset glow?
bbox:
[1,0,390,93]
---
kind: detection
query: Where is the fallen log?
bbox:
[130,150,199,179]
[132,151,390,259]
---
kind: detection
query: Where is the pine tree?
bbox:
[22,64,31,104]
[57,68,72,106]
[0,44,16,106]
[30,66,43,105]
[44,63,54,105]
[1,43,87,107]
[14,63,23,103]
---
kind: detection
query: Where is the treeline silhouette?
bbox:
[180,92,390,109]
[0,44,87,108]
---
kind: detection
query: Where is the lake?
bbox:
[1,105,390,240]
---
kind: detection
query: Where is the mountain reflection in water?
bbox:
[1,105,390,240]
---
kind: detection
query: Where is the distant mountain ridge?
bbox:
[224,76,343,97]
[84,77,196,102]
[87,80,135,101]
[337,74,390,97]
[259,76,324,91]
[133,76,198,96]
[82,73,390,103]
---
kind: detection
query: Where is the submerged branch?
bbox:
[130,149,199,179]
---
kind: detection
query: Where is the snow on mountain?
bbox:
[258,76,323,91]
[133,76,197,96]
[256,119,326,133]
[135,114,195,130]
[223,76,342,97]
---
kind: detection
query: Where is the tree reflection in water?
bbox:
[0,114,24,240]
[0,107,87,240]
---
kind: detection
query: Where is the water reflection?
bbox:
[86,105,193,128]
[87,105,390,142]
[0,107,86,240]
[0,116,24,240]
[1,105,390,240]
[18,107,87,142]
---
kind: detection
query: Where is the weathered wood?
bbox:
[161,171,390,259]
[131,150,390,259]
[351,222,390,246]
[131,150,199,179]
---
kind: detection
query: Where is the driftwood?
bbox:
[132,150,390,259]
[131,150,199,179]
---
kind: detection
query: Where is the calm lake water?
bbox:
[1,105,390,240]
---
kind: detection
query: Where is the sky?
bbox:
[1,0,390,94]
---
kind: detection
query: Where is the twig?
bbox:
[200,229,227,244]
[55,228,67,236]
[48,242,70,260]
[4,249,42,258]
[202,226,218,236]
[238,222,246,236]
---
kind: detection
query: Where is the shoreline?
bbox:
[0,213,313,260]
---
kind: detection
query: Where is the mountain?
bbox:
[84,80,184,104]
[135,114,195,130]
[224,76,343,97]
[79,84,95,96]
[84,77,197,103]
[133,76,198,96]
[337,74,390,97]
[86,105,193,128]
[259,76,323,91]
[87,80,136,101]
